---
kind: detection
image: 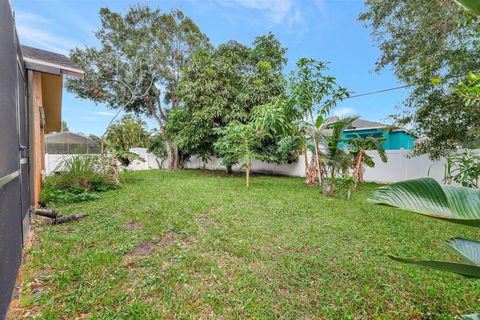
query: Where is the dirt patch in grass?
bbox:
[133,241,157,255]
[126,231,194,258]
[125,221,144,231]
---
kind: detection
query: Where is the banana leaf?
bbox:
[368,178,480,227]
[454,0,480,15]
[457,314,480,320]
[390,256,480,278]
[389,237,480,278]
[446,238,480,266]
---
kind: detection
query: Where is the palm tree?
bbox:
[318,116,359,195]
[348,134,387,184]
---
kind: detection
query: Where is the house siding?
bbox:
[388,131,416,150]
[341,129,416,150]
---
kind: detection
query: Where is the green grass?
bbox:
[15,170,480,319]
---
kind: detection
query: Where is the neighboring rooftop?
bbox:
[21,45,84,77]
[347,119,387,131]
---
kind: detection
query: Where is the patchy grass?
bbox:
[10,170,480,319]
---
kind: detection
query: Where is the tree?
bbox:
[106,114,148,149]
[359,0,480,159]
[347,134,387,184]
[214,122,260,188]
[171,33,288,173]
[319,116,358,195]
[213,100,290,188]
[66,5,210,170]
[288,58,349,189]
[105,114,149,166]
[147,129,167,169]
[61,121,69,132]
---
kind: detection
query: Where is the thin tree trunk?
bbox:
[304,146,309,184]
[305,155,318,186]
[53,213,87,225]
[312,133,323,191]
[246,160,251,189]
[309,111,323,191]
[354,151,364,183]
[329,167,336,196]
[33,208,58,219]
[226,165,233,174]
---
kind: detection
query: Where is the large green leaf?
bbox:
[389,256,480,278]
[454,0,480,15]
[457,314,480,320]
[446,237,480,265]
[368,178,480,226]
[389,237,480,278]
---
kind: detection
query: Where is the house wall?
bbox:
[342,129,416,150]
[388,131,416,150]
[341,129,389,148]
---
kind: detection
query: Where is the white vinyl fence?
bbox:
[45,148,480,185]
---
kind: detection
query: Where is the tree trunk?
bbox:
[246,160,251,189]
[308,111,324,191]
[347,187,352,200]
[226,165,233,174]
[353,151,364,184]
[305,155,319,186]
[304,147,309,184]
[327,171,336,196]
[311,132,324,192]
[54,213,87,225]
[166,142,180,170]
[33,208,58,219]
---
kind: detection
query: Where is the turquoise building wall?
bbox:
[341,129,416,150]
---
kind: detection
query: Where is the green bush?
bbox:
[41,155,119,205]
[40,186,100,205]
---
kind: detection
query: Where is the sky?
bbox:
[11,0,408,136]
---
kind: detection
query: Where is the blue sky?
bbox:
[12,0,408,136]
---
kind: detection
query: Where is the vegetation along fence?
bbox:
[46,148,480,185]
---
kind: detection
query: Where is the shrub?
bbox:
[41,155,119,205]
[40,186,100,205]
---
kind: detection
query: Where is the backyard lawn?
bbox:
[10,170,480,319]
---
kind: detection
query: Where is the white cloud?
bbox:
[216,0,293,24]
[333,107,356,118]
[14,11,78,55]
[15,11,51,24]
[312,0,326,14]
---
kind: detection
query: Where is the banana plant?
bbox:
[454,0,480,15]
[370,177,480,318]
[347,134,387,184]
[369,177,480,278]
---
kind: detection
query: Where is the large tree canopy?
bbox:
[360,0,480,158]
[66,5,210,169]
[168,33,289,166]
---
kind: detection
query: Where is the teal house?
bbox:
[341,119,417,150]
